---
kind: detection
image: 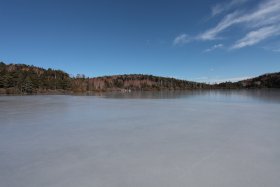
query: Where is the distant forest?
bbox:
[0,62,280,94]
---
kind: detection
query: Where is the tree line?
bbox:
[0,62,279,94]
[0,62,210,94]
[0,62,71,94]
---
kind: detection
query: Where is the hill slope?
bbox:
[238,73,280,88]
[1,62,280,94]
[0,62,71,94]
[0,62,209,94]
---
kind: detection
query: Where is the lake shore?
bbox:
[0,87,275,96]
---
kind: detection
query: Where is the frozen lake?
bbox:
[1,90,280,187]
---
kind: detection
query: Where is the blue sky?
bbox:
[0,0,280,82]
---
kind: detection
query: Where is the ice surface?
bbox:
[1,90,280,187]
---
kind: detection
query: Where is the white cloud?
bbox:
[173,34,191,45]
[173,0,280,49]
[198,11,241,40]
[211,0,249,16]
[200,0,280,41]
[193,76,209,81]
[192,76,252,83]
[204,44,224,52]
[211,76,252,83]
[231,25,280,49]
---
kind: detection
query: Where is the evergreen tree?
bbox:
[22,77,33,94]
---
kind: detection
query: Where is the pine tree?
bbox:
[22,77,33,94]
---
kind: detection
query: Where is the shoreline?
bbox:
[0,87,278,96]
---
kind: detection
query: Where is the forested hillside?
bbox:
[212,73,280,89]
[238,73,280,88]
[1,62,280,94]
[0,62,71,94]
[0,62,209,94]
